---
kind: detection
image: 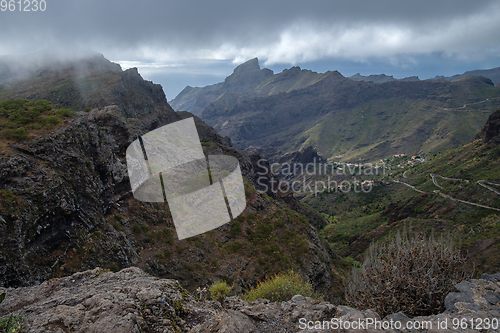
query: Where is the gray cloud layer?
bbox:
[1,0,500,97]
[2,1,499,61]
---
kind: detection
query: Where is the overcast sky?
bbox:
[1,0,500,99]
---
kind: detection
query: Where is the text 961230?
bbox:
[1,0,46,11]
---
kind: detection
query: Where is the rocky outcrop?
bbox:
[0,105,178,287]
[476,109,500,144]
[278,146,326,165]
[221,58,274,93]
[0,267,499,332]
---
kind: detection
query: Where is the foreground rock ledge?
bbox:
[0,267,499,332]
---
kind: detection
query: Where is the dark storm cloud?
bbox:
[1,0,499,62]
[1,0,500,97]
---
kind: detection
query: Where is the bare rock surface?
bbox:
[1,268,500,332]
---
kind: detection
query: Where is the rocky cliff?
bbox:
[0,55,341,302]
[476,109,500,144]
[0,267,499,332]
[168,58,330,116]
[169,58,274,116]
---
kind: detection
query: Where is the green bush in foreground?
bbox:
[55,108,76,118]
[210,281,232,305]
[0,99,74,133]
[243,270,318,302]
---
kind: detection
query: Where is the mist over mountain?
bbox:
[0,52,170,117]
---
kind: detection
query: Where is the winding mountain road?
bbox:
[443,96,500,112]
[435,190,500,212]
[393,179,426,194]
[394,172,500,212]
[478,180,500,196]
[430,173,443,189]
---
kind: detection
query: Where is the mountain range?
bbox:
[170,58,500,162]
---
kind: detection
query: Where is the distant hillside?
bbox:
[349,73,420,83]
[302,109,500,275]
[171,60,500,162]
[438,67,500,86]
[198,63,500,161]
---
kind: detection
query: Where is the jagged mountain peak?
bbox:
[232,57,261,74]
[221,59,273,92]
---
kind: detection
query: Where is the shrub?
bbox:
[210,281,232,305]
[0,99,60,131]
[247,223,274,244]
[161,228,174,245]
[346,229,467,317]
[55,108,76,118]
[0,292,25,332]
[243,270,318,302]
[225,241,243,254]
[131,223,148,234]
[155,249,172,260]
[38,116,60,128]
[112,221,121,232]
[109,263,119,272]
[230,220,241,236]
[2,127,28,141]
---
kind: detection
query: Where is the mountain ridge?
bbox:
[170,59,500,117]
[170,59,500,162]
[200,68,500,162]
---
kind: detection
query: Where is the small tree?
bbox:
[346,228,467,317]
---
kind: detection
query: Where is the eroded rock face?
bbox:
[1,268,499,333]
[0,106,338,300]
[476,109,500,144]
[0,105,179,287]
[0,267,214,332]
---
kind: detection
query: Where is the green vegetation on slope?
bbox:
[0,99,76,141]
[303,116,500,276]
